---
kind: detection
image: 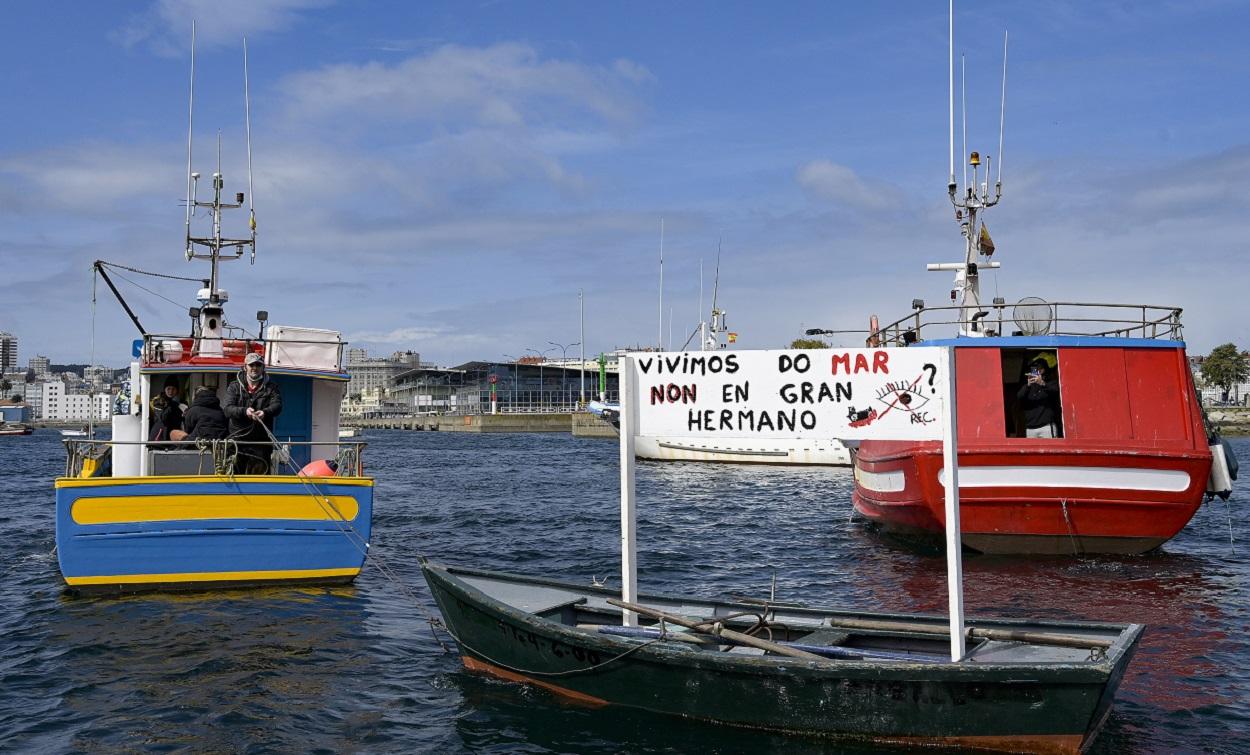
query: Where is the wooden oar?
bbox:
[823,616,1113,650]
[606,598,826,662]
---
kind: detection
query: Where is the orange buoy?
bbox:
[298,459,338,477]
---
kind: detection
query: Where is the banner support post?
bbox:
[618,355,638,626]
[940,345,966,661]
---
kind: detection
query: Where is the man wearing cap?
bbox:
[224,353,283,473]
[1016,356,1061,438]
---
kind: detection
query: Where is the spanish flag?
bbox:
[727,332,738,343]
[979,224,995,255]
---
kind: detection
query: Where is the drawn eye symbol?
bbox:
[877,383,931,411]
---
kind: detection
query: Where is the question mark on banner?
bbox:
[922,363,937,394]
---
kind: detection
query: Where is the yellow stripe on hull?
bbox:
[55,475,373,489]
[72,494,360,524]
[64,566,361,586]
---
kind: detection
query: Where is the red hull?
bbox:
[853,442,1212,554]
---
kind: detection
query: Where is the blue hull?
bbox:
[54,476,373,593]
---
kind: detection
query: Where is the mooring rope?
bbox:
[250,422,439,621]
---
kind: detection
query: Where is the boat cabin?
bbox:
[96,326,357,478]
[872,302,1205,449]
[932,335,1203,447]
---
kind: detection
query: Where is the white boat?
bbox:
[337,426,362,438]
[632,253,852,466]
[60,428,90,438]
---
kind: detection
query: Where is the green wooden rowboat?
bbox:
[423,559,1141,754]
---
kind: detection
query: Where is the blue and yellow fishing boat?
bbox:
[54,47,373,593]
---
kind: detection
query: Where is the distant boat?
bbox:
[0,422,34,436]
[60,427,91,438]
[631,256,852,466]
[337,426,362,438]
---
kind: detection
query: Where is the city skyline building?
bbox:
[0,332,16,373]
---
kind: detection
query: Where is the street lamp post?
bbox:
[548,340,579,411]
[525,347,554,411]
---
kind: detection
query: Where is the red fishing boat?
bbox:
[850,147,1235,555]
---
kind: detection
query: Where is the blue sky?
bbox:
[3,0,1249,367]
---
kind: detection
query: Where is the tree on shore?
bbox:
[1201,343,1248,397]
[789,338,829,349]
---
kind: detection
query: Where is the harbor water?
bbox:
[1,429,1247,753]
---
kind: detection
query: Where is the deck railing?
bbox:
[870,302,1184,348]
[63,438,367,478]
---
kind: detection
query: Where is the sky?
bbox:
[2,0,1249,368]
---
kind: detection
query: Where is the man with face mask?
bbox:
[223,353,284,473]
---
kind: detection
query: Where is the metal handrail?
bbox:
[63,438,368,478]
[873,301,1183,347]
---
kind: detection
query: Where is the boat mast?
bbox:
[703,241,726,351]
[931,3,1008,337]
[184,32,259,355]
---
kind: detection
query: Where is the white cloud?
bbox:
[796,159,902,211]
[0,143,179,213]
[278,43,651,130]
[113,0,331,55]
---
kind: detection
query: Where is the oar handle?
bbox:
[607,598,825,662]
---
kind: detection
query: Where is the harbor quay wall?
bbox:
[571,412,618,439]
[351,413,575,433]
[348,407,1250,437]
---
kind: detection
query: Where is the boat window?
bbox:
[1001,349,1063,438]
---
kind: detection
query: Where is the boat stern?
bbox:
[54,474,373,593]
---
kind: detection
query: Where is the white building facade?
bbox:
[38,381,111,421]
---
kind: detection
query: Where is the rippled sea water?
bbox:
[1,430,1246,754]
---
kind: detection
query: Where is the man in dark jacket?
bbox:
[180,386,229,441]
[1016,357,1061,438]
[223,353,283,473]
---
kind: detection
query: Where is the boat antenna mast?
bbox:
[703,240,727,350]
[184,27,259,355]
[931,1,1008,337]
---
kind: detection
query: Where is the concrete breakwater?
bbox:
[349,407,1250,438]
[1209,406,1250,436]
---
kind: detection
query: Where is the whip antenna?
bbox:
[657,217,664,350]
[996,31,1008,193]
[244,36,257,262]
[185,21,196,258]
[961,53,968,195]
[948,0,955,194]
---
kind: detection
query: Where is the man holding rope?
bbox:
[224,353,283,474]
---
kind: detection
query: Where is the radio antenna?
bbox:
[947,0,955,195]
[961,54,968,196]
[657,217,665,350]
[244,36,257,262]
[184,21,196,257]
[996,31,1008,194]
